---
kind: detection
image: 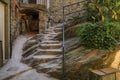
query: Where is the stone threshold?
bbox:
[2,68,32,80]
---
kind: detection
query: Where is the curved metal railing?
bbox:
[61,0,88,79]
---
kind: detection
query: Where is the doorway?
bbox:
[28,12,39,32]
[20,9,39,34]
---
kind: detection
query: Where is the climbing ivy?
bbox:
[76,22,120,50]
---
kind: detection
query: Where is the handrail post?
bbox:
[62,6,65,80]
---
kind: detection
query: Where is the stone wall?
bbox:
[11,0,21,42]
[20,2,47,34]
[50,0,86,23]
[18,0,86,34]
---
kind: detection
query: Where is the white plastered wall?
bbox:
[0,2,5,63]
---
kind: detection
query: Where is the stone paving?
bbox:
[31,24,63,71]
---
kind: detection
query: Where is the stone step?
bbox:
[54,27,62,30]
[37,49,62,55]
[41,34,56,37]
[49,33,58,35]
[46,28,54,31]
[49,26,54,29]
[46,27,54,30]
[40,43,62,49]
[49,32,60,37]
[54,23,63,28]
[33,55,59,63]
[38,61,61,70]
[41,40,60,44]
[22,45,39,57]
[33,55,59,60]
[42,38,54,41]
[44,34,56,38]
[43,35,54,39]
[45,29,54,33]
[44,31,54,34]
[54,28,62,32]
[42,37,54,40]
[44,31,60,35]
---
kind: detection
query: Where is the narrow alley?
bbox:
[0,35,58,80]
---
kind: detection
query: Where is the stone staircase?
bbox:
[31,24,63,71]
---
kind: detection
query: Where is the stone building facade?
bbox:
[13,0,86,36]
[11,0,21,42]
[0,0,86,67]
[19,0,48,34]
[50,0,86,22]
[20,0,86,33]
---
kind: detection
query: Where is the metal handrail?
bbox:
[62,1,88,79]
[50,1,87,23]
[64,8,86,16]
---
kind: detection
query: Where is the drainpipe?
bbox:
[10,0,12,58]
[62,7,65,80]
[62,0,65,80]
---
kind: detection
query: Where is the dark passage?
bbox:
[20,9,39,34]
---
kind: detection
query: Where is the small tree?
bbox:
[86,0,120,22]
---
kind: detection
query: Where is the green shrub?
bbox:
[77,22,120,50]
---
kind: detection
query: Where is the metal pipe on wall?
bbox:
[10,0,12,58]
[62,0,65,80]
